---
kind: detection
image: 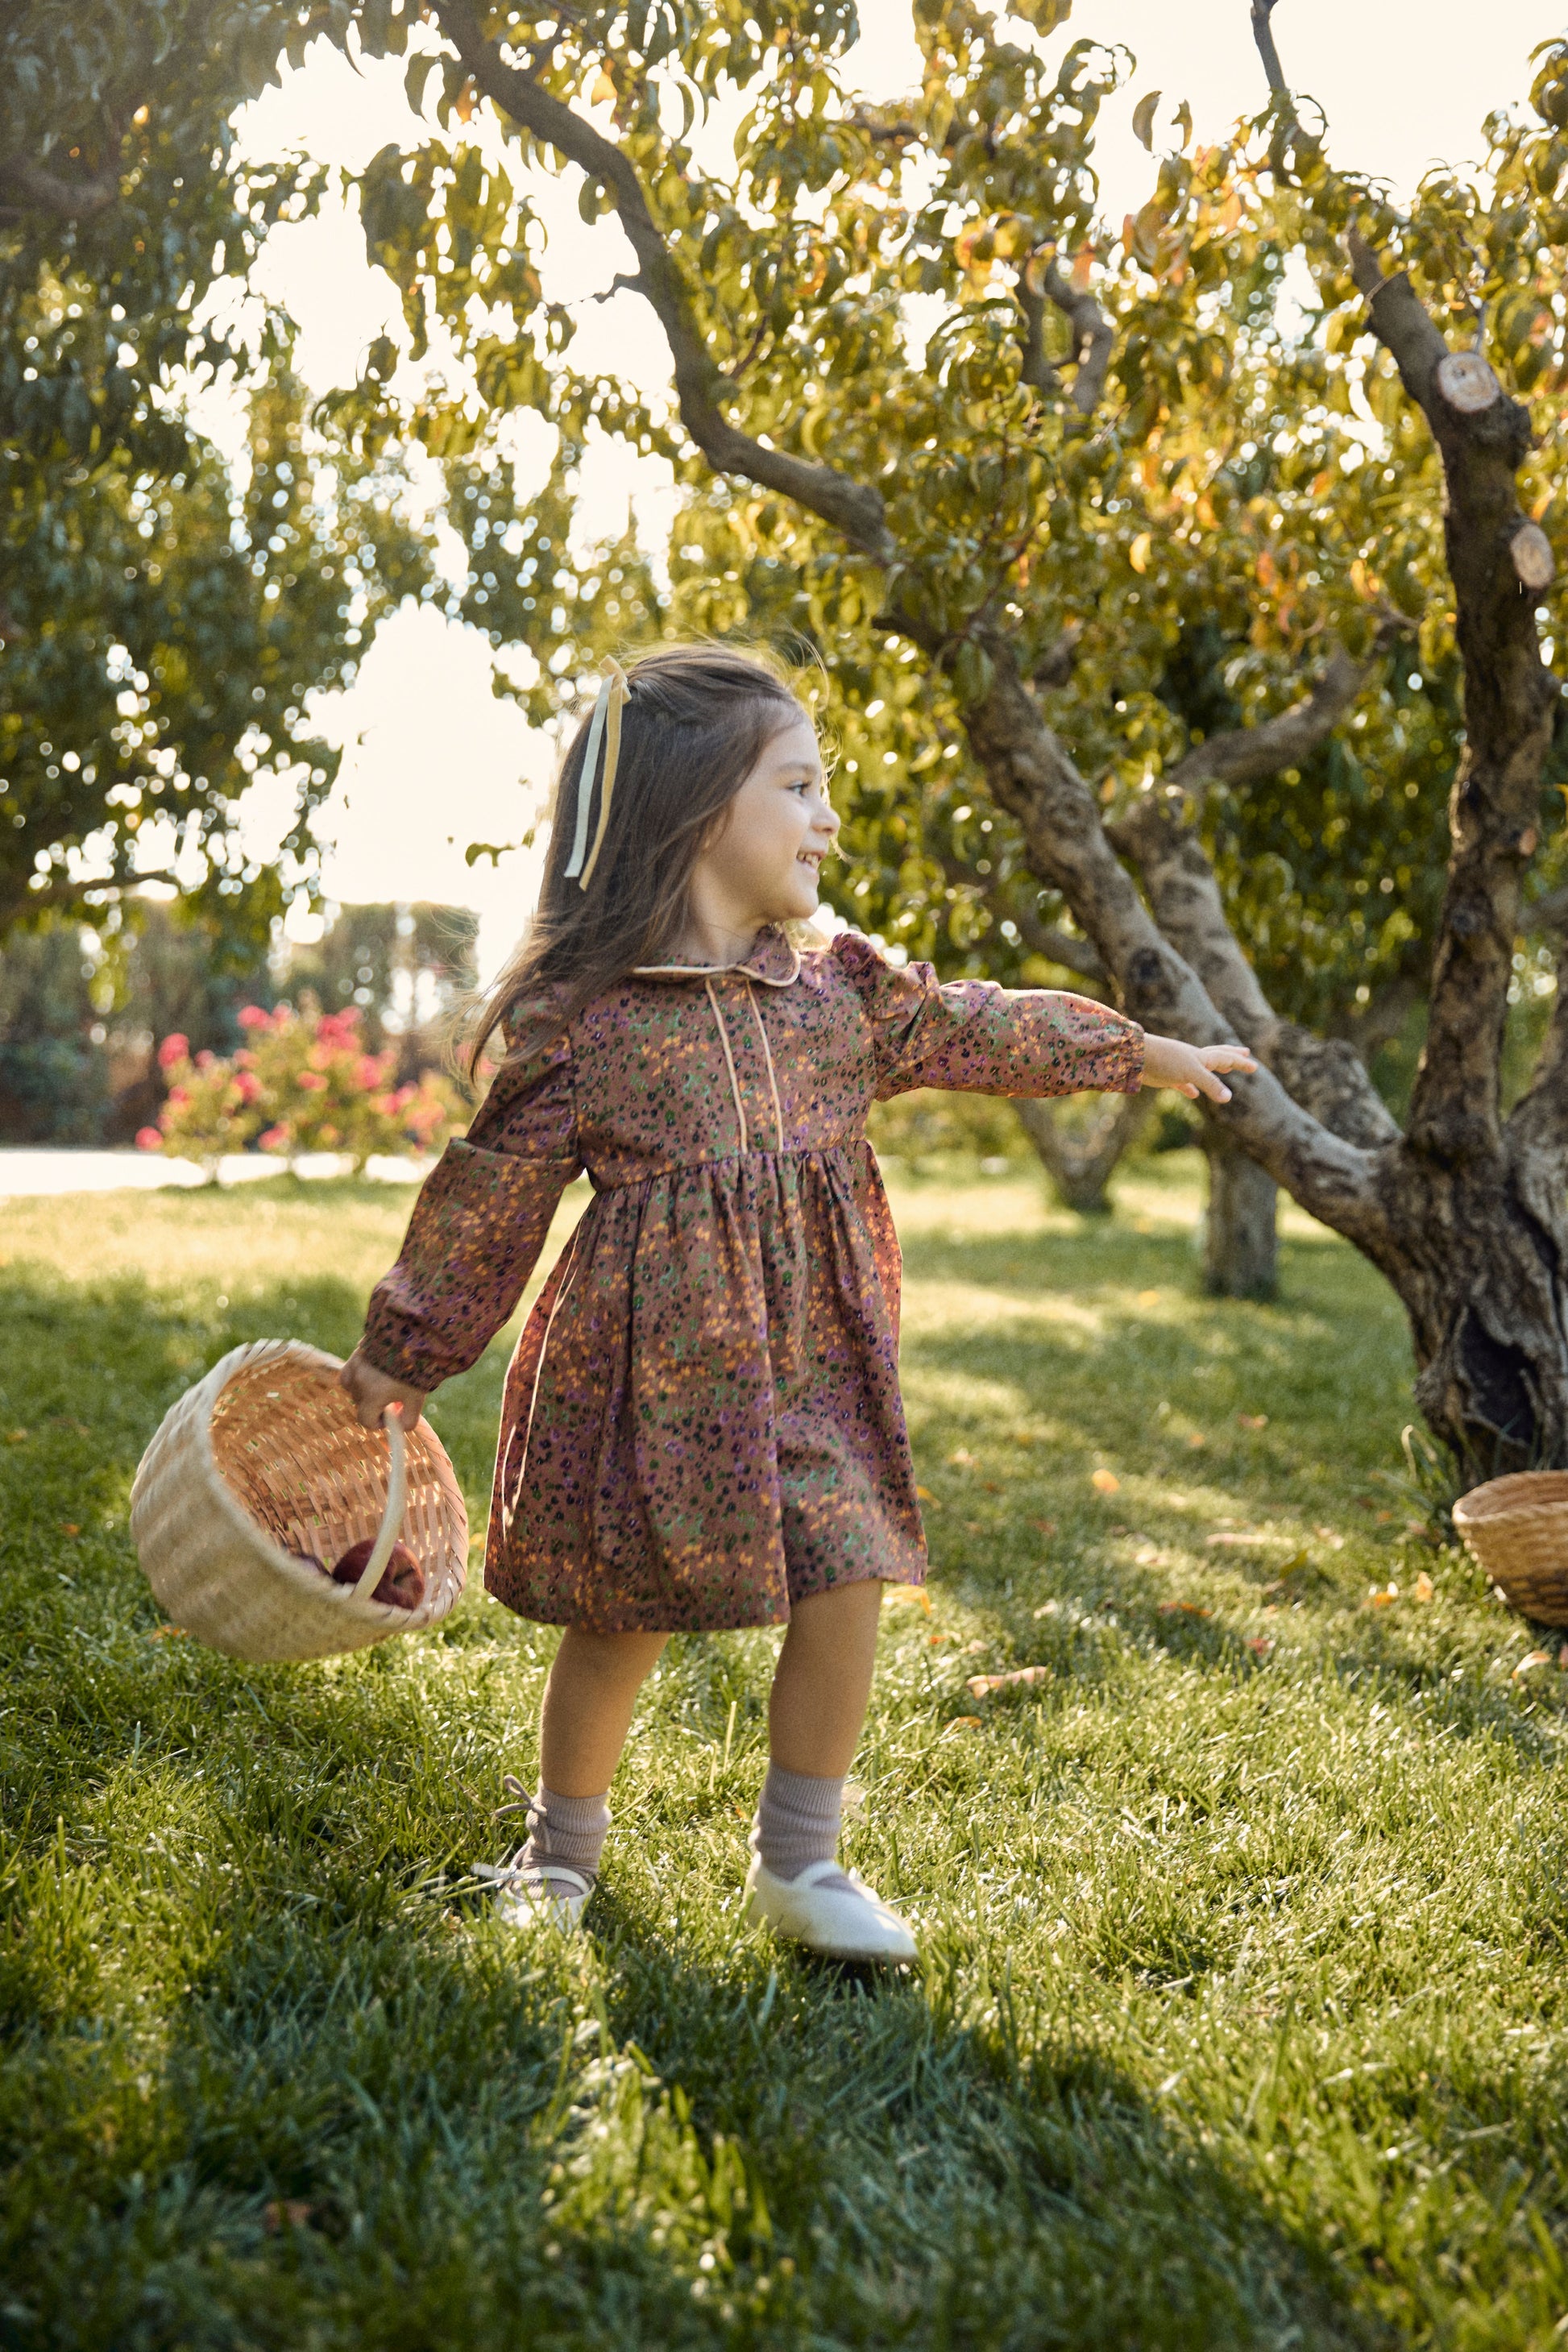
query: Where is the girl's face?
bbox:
[691,708,840,937]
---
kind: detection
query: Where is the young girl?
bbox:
[342,645,1252,1963]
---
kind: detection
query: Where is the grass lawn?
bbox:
[2,1153,1566,2350]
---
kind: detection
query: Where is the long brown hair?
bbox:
[465,643,806,1072]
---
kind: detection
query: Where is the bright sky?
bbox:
[214,0,1562,980]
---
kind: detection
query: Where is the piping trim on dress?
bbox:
[745,979,786,1150]
[705,977,749,1155]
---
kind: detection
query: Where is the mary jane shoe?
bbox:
[474,1850,591,1931]
[745,1853,917,1963]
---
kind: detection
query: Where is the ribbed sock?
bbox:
[752,1761,846,1883]
[520,1784,611,1886]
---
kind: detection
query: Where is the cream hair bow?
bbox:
[563,656,632,890]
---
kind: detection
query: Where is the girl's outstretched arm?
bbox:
[836,932,1146,1100]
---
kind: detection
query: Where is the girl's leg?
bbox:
[757,1579,882,1885]
[540,1628,670,1795]
[492,1628,666,1926]
[749,1578,913,1957]
[767,1579,883,1777]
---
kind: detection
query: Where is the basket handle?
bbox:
[351,1404,409,1601]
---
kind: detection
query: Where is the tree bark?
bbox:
[1014,1090,1151,1215]
[1200,1122,1279,1300]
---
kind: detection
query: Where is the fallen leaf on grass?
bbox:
[968,1665,1052,1698]
[263,2201,315,2234]
[1091,1469,1120,1495]
[6,1429,29,1444]
[928,1632,950,1645]
[1246,1636,1275,1658]
[886,1584,932,1612]
[941,1716,984,1736]
[1157,1600,1211,1619]
[60,1523,81,1537]
[915,1484,935,1500]
[1512,1649,1554,1678]
[1135,1544,1168,1567]
[1366,1583,1400,1607]
[1033,1599,1061,1619]
[1137,1288,1162,1306]
[1206,1529,1262,1548]
[1187,1432,1206,1450]
[149,1625,189,1641]
[1237,1412,1269,1430]
[948,1447,978,1469]
[1034,1517,1059,1537]
[1412,1571,1435,1603]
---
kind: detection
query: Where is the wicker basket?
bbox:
[1452,1470,1568,1627]
[131,1339,469,1662]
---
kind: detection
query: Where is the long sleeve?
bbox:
[834,931,1144,1101]
[359,1021,582,1392]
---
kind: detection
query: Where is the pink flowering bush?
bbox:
[135,1034,261,1181]
[138,1002,465,1180]
[235,1001,464,1173]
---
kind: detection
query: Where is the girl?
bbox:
[342,645,1253,1963]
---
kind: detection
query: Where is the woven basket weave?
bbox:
[131,1339,469,1662]
[1452,1471,1568,1627]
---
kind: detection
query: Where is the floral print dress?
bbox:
[359,927,1143,1632]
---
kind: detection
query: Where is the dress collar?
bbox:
[633,925,803,989]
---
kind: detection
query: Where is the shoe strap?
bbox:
[790,1856,857,1892]
[514,1860,591,1898]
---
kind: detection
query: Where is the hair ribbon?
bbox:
[563,655,631,890]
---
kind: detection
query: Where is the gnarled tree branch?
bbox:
[1161,641,1371,800]
[959,634,1387,1241]
[431,0,895,562]
[1106,645,1401,1145]
[1018,255,1113,414]
[0,143,125,223]
[1251,0,1288,96]
[1346,227,1558,1165]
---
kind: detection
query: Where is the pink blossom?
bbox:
[258,1124,291,1151]
[234,1071,262,1104]
[157,1032,189,1071]
[135,1126,164,1151]
[195,1049,216,1071]
[355,1056,385,1090]
[166,1085,190,1109]
[297,1070,326,1092]
[237,1005,272,1031]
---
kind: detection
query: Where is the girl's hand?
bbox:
[340,1347,427,1433]
[1139,1035,1258,1104]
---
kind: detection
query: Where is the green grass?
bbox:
[2,1155,1567,2350]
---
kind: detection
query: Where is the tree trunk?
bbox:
[1358,1133,1568,1479]
[1200,1121,1279,1300]
[1014,1090,1151,1214]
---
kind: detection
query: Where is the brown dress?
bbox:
[360,927,1144,1632]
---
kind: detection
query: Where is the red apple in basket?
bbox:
[330,1538,425,1610]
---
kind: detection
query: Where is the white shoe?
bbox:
[745,1853,917,1963]
[473,1849,591,1931]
